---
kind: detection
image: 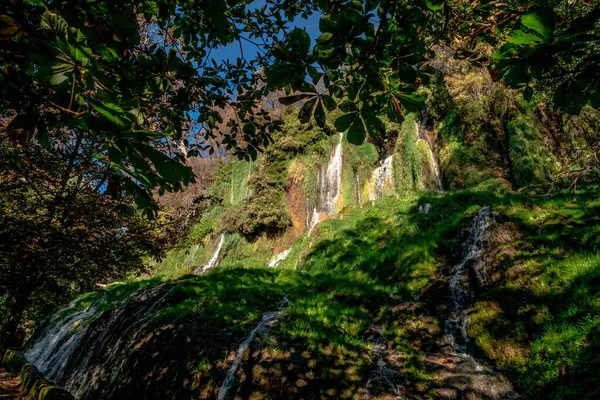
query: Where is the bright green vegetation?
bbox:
[468,189,600,399]
[68,187,600,398]
[4,0,600,356]
[394,115,426,193]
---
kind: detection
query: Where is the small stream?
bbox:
[370,156,394,200]
[444,206,494,354]
[193,234,225,275]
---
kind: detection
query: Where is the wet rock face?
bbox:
[25,283,199,400]
[361,325,406,399]
[286,177,308,242]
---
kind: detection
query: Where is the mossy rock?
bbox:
[2,348,26,372]
[2,349,74,400]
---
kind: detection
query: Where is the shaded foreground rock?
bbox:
[1,350,73,400]
[424,353,517,400]
[0,368,22,399]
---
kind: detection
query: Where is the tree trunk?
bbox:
[0,289,31,354]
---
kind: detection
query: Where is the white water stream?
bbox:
[444,206,494,354]
[216,298,290,400]
[193,234,225,275]
[307,133,344,229]
[268,248,291,268]
[25,283,178,399]
[417,138,443,191]
[369,155,394,200]
[324,132,344,215]
[25,297,104,383]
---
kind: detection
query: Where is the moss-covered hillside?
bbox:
[19,188,600,399]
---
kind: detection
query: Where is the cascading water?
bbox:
[323,132,344,215]
[363,325,404,399]
[444,206,494,354]
[369,155,394,200]
[306,133,344,231]
[25,283,179,399]
[268,248,291,268]
[216,298,290,400]
[418,139,442,191]
[193,234,225,275]
[307,205,320,231]
[25,297,104,382]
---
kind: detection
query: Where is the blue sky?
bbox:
[208,0,321,63]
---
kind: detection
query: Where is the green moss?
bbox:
[218,233,273,269]
[508,117,553,187]
[343,140,378,206]
[393,114,424,193]
[230,160,256,206]
[2,350,74,399]
[463,188,600,399]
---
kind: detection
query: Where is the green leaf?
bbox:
[316,32,334,45]
[319,16,334,33]
[334,113,355,132]
[362,112,384,138]
[278,93,314,105]
[288,28,311,56]
[398,64,417,84]
[426,0,444,11]
[92,102,131,127]
[248,146,258,161]
[507,30,546,45]
[523,86,533,101]
[314,100,326,128]
[40,10,68,39]
[298,98,317,123]
[321,94,337,111]
[398,93,424,113]
[97,46,120,62]
[339,99,358,112]
[496,61,529,88]
[37,62,73,86]
[144,146,192,183]
[243,123,256,136]
[521,10,553,42]
[347,116,367,145]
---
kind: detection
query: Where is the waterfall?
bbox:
[444,207,494,354]
[25,283,178,399]
[193,234,225,275]
[369,156,394,200]
[268,248,291,268]
[216,298,289,400]
[306,133,343,231]
[323,132,343,215]
[25,297,104,383]
[308,206,320,231]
